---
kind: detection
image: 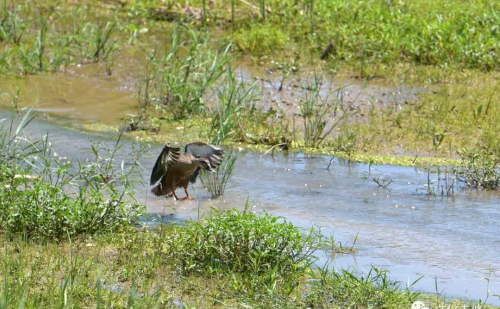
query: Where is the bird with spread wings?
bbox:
[150,142,224,201]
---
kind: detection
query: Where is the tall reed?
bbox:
[205,67,257,145]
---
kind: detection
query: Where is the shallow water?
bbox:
[0,53,421,128]
[6,110,499,305]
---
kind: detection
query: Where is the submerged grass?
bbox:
[200,150,237,198]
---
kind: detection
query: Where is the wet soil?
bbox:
[0,52,422,129]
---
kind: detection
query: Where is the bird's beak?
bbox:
[210,168,216,173]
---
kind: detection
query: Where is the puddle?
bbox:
[0,63,139,125]
[4,110,499,305]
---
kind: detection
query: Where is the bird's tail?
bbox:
[151,184,172,197]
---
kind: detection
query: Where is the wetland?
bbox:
[1,0,500,307]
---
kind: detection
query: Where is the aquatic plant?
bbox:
[299,73,357,148]
[0,0,26,44]
[200,150,237,198]
[49,36,73,72]
[455,149,500,190]
[416,164,456,197]
[87,21,118,63]
[205,67,257,145]
[34,9,51,71]
[368,160,393,188]
[327,233,358,255]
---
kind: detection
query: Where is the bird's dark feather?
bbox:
[150,145,181,185]
[185,142,224,184]
[185,142,224,168]
[190,167,201,184]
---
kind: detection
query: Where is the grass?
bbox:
[0,208,496,308]
[162,208,324,275]
[0,1,132,76]
[200,150,237,198]
[299,72,355,148]
[0,210,412,308]
[0,111,145,240]
[455,148,500,189]
[233,24,291,55]
[123,0,500,73]
[137,24,232,120]
[343,72,500,157]
[0,110,495,308]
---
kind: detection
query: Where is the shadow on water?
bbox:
[3,110,499,305]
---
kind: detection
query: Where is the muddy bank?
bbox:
[0,55,422,128]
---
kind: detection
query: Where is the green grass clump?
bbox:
[233,24,291,55]
[162,208,323,274]
[455,148,500,189]
[0,169,143,240]
[0,112,145,240]
[308,267,418,308]
[138,25,231,120]
[200,150,237,198]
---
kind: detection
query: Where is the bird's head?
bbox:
[196,158,216,172]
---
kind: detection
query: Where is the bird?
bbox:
[150,142,224,201]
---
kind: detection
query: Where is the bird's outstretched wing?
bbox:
[185,142,224,183]
[185,142,224,168]
[150,145,181,185]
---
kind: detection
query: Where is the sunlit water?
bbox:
[3,110,500,305]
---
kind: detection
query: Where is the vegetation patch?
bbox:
[123,0,500,72]
[0,210,419,308]
[0,113,145,240]
[233,24,291,55]
[0,209,494,308]
[162,208,323,274]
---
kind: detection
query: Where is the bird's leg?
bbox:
[184,188,196,200]
[172,189,185,201]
